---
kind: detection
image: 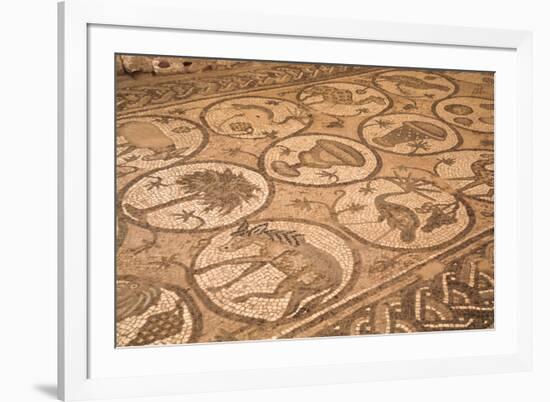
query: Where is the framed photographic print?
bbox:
[58,0,533,400]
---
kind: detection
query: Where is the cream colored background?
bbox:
[0,0,547,401]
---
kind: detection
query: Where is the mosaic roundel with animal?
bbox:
[298,82,390,117]
[115,56,494,347]
[191,220,357,323]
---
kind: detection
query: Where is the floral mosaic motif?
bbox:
[121,162,271,231]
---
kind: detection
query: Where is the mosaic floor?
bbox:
[115,55,494,347]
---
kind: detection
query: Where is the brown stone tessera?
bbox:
[115,54,494,347]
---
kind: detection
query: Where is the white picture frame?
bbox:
[58,0,533,400]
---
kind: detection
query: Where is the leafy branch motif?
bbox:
[407,139,431,154]
[286,190,364,221]
[391,156,455,178]
[370,252,423,273]
[370,254,403,273]
[171,208,206,229]
[148,254,180,270]
[287,197,334,214]
[124,169,262,225]
[316,170,340,183]
[130,230,158,255]
[231,221,305,247]
[359,181,377,195]
[174,169,261,216]
[335,202,365,215]
[144,176,169,191]
[224,147,259,160]
[361,118,394,130]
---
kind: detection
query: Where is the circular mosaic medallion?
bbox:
[360,113,460,155]
[202,96,312,139]
[261,134,380,186]
[121,162,271,231]
[373,70,456,100]
[334,177,473,250]
[298,82,390,117]
[116,115,207,173]
[435,150,494,202]
[434,96,494,133]
[191,220,356,322]
[116,276,202,347]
